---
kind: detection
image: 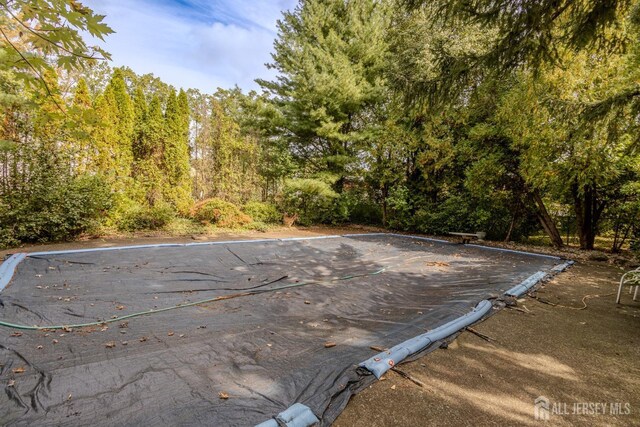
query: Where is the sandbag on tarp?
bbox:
[0,234,565,426]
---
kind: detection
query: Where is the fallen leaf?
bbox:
[167,332,174,337]
[10,332,22,337]
[105,341,116,348]
[179,334,185,338]
[12,367,25,374]
[426,261,450,267]
[115,305,125,310]
[36,345,43,350]
[369,346,387,352]
[391,385,396,390]
[121,341,128,346]
[304,300,311,305]
[67,393,72,401]
[7,379,15,387]
[139,336,147,342]
[63,326,72,332]
[218,392,229,400]
[52,339,59,344]
[119,322,128,329]
[324,342,337,348]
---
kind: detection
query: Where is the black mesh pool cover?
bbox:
[0,234,563,426]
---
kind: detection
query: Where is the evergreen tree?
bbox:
[132,86,148,161]
[259,0,390,190]
[401,0,633,105]
[497,52,640,249]
[137,95,165,206]
[69,78,94,174]
[163,89,192,212]
[108,68,135,181]
[91,87,118,179]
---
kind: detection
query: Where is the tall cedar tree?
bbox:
[163,89,192,212]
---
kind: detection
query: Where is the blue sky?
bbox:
[84,0,297,92]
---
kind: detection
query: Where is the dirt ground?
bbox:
[335,262,640,426]
[2,227,639,426]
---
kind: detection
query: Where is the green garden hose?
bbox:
[0,266,389,331]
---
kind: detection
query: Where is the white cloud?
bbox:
[83,0,296,93]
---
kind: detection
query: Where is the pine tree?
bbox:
[258,0,390,190]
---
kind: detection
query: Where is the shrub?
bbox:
[192,198,252,228]
[163,217,206,235]
[118,203,175,232]
[0,174,112,247]
[386,185,413,230]
[279,178,338,226]
[242,201,281,224]
[244,221,270,232]
[330,190,382,225]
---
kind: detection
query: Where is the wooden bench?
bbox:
[448,232,486,244]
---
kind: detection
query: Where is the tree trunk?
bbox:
[504,213,516,242]
[573,183,605,250]
[612,224,631,253]
[381,184,388,226]
[530,190,564,248]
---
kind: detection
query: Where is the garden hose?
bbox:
[0,266,389,331]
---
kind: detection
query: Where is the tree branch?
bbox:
[0,26,65,114]
[1,4,107,61]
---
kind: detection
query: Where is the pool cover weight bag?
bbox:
[0,234,570,426]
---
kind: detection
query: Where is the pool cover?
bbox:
[0,233,569,426]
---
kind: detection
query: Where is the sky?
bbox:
[83,0,297,93]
